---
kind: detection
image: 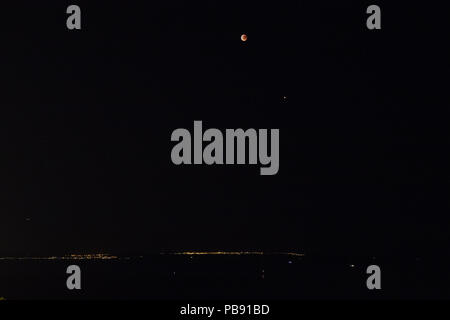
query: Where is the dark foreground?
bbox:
[1,254,449,300]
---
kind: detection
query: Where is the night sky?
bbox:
[0,1,448,258]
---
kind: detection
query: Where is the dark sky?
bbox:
[0,1,448,257]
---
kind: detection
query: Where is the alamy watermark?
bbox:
[171,121,279,175]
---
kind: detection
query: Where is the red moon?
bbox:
[241,34,248,42]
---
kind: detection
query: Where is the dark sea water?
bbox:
[1,255,449,300]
